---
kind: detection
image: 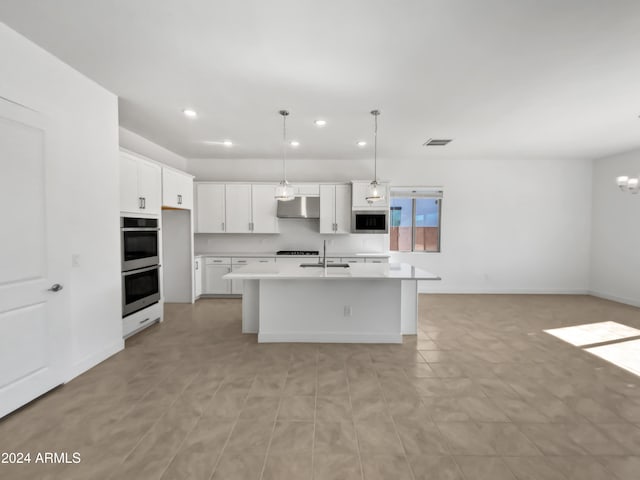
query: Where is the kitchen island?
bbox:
[224,262,440,343]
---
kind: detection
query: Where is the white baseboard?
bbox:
[418,286,590,295]
[588,290,640,308]
[65,339,124,383]
[258,332,402,344]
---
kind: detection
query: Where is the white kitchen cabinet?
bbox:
[162,168,193,210]
[342,257,365,264]
[251,184,279,233]
[204,257,231,294]
[196,183,226,233]
[194,257,203,297]
[225,184,252,233]
[120,151,162,215]
[276,257,320,265]
[291,184,320,195]
[365,257,389,264]
[320,184,351,234]
[352,181,389,209]
[231,257,275,294]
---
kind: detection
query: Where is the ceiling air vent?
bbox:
[423,138,452,146]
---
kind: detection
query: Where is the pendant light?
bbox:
[366,109,384,204]
[274,109,295,201]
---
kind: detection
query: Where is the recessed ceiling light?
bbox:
[357,141,367,147]
[223,140,233,147]
[183,109,197,118]
[314,119,327,127]
[290,140,300,147]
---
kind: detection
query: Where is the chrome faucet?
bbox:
[322,240,327,267]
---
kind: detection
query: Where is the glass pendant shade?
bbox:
[366,180,383,204]
[275,179,295,201]
[628,177,639,194]
[365,110,384,204]
[275,109,295,201]
[617,175,629,189]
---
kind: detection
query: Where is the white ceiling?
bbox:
[2,0,640,161]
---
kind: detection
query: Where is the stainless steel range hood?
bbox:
[277,196,320,219]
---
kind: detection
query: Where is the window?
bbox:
[390,188,442,252]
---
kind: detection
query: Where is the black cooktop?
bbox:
[276,250,319,256]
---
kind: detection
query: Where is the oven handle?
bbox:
[121,227,161,232]
[122,265,161,276]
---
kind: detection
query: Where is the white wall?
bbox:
[1,23,123,379]
[188,156,593,294]
[590,148,640,306]
[119,126,187,171]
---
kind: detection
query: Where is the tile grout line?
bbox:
[311,348,319,480]
[207,373,256,480]
[105,366,201,480]
[343,354,366,480]
[376,359,416,480]
[157,369,227,480]
[257,371,287,480]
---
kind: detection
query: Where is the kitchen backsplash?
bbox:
[194,218,388,253]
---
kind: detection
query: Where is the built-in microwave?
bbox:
[121,217,160,271]
[352,211,388,234]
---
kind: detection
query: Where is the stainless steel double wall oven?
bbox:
[121,217,160,316]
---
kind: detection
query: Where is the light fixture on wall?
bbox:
[366,109,384,204]
[617,175,639,194]
[275,110,295,201]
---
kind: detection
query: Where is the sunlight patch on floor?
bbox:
[585,339,640,377]
[544,321,640,347]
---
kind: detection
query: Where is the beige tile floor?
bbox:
[1,295,640,480]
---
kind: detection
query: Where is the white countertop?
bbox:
[223,262,440,280]
[195,251,392,258]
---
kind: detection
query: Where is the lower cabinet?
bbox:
[365,257,389,264]
[231,257,275,294]
[194,257,203,297]
[203,258,231,294]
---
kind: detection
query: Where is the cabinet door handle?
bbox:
[142,197,146,209]
[195,262,199,270]
[139,317,150,325]
[221,222,225,231]
[177,194,182,205]
[139,197,143,209]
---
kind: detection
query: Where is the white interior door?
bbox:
[0,98,68,418]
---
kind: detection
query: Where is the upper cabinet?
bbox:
[195,182,279,234]
[351,181,390,209]
[120,151,162,215]
[225,184,252,233]
[195,183,226,233]
[290,184,320,196]
[162,168,193,210]
[320,184,351,234]
[250,184,279,233]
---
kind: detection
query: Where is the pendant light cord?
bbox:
[280,110,289,183]
[371,109,380,183]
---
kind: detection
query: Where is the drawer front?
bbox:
[276,257,319,264]
[342,257,365,263]
[204,257,231,265]
[232,257,275,265]
[325,257,342,264]
[365,257,389,264]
